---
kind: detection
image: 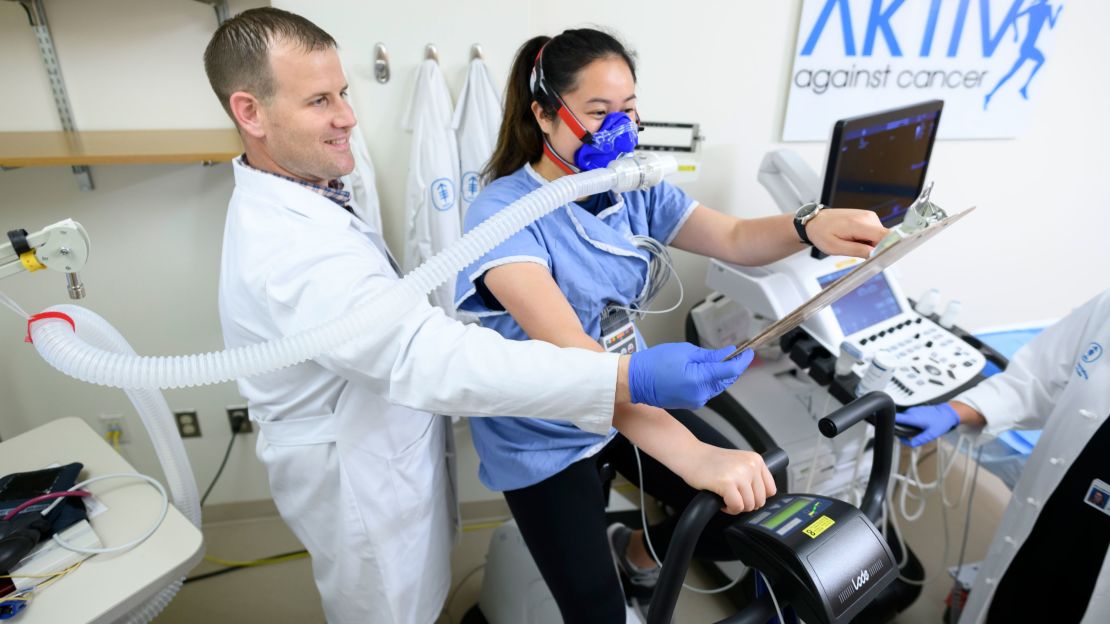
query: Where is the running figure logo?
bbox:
[984,0,1064,109]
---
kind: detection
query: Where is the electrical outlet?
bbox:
[174,410,202,438]
[99,414,125,444]
[227,406,252,434]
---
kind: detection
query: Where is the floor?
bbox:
[156,513,322,623]
[886,443,1013,624]
[156,492,738,623]
[156,430,1010,623]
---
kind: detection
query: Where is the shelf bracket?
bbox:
[16,0,94,191]
[194,0,230,25]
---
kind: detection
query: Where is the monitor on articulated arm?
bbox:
[820,100,944,228]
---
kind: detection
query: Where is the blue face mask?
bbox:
[574,112,639,171]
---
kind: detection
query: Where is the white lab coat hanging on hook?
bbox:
[338,71,383,234]
[452,56,502,222]
[341,116,383,235]
[403,58,461,316]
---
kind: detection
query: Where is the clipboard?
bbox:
[724,206,976,361]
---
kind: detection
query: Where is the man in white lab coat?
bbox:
[203,9,758,623]
[897,288,1109,623]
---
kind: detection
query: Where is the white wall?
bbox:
[282,0,1109,338]
[0,0,257,131]
[1,0,1107,505]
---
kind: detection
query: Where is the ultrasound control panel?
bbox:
[817,267,985,406]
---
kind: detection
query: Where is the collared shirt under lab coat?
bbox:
[452,57,502,222]
[956,289,1109,623]
[403,59,461,315]
[217,159,619,624]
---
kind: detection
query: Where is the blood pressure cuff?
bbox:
[0,463,87,541]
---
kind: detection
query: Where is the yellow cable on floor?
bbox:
[203,552,309,568]
[461,516,515,532]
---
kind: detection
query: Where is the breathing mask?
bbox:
[531,41,641,173]
[573,112,639,170]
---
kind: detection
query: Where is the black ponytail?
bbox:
[483,29,637,183]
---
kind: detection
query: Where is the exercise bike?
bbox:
[467,391,906,624]
[648,390,902,624]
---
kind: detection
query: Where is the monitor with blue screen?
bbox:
[816,266,902,337]
[821,100,943,227]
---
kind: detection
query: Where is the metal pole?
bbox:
[18,0,94,191]
[194,0,230,25]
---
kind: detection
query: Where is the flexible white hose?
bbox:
[117,581,182,623]
[38,309,201,624]
[29,155,674,390]
[51,306,201,527]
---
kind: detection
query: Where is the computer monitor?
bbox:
[820,100,943,227]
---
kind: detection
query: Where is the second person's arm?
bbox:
[484,262,776,513]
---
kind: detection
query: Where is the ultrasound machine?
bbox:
[667,100,1010,621]
[702,100,1001,413]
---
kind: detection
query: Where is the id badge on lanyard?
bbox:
[599,305,637,354]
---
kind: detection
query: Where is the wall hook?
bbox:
[373,42,390,84]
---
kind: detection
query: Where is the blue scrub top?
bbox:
[454,163,698,491]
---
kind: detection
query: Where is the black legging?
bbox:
[502,409,742,624]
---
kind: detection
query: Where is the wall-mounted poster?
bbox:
[783,0,1064,140]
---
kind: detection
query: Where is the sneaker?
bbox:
[607,523,660,620]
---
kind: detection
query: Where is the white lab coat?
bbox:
[956,289,1110,623]
[403,59,461,315]
[218,159,619,624]
[339,77,383,235]
[452,57,502,222]
[340,121,382,235]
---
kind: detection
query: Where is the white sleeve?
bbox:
[955,293,1104,438]
[265,232,618,434]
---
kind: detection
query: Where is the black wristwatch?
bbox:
[793,201,825,245]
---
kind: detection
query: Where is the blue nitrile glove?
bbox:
[628,344,755,409]
[896,403,960,447]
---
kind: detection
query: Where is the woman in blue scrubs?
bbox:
[455,29,889,622]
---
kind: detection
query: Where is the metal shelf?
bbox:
[4,0,232,188]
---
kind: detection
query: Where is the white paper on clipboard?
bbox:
[724,206,976,360]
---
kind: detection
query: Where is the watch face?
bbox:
[798,202,818,219]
